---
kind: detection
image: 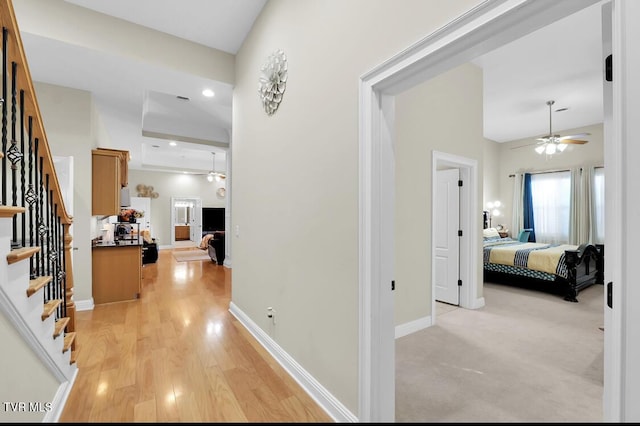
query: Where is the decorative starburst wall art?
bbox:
[258,49,288,116]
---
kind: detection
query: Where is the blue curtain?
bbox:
[523,173,536,242]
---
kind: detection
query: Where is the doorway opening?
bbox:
[357,0,616,422]
[431,152,480,320]
[170,196,202,248]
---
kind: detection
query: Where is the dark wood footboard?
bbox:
[561,243,604,302]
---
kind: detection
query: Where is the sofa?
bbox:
[207,231,225,265]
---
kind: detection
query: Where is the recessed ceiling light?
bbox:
[202,89,215,98]
[169,141,177,147]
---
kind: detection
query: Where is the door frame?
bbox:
[357,0,623,422]
[431,151,480,320]
[170,196,202,245]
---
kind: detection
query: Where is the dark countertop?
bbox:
[93,239,143,248]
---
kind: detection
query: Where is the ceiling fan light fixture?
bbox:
[545,143,557,155]
[557,144,567,152]
[207,173,214,182]
[535,145,546,154]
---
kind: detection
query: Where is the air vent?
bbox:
[555,107,569,112]
[176,95,190,101]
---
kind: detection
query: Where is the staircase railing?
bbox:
[1,0,76,345]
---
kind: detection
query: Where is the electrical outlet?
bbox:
[267,307,276,324]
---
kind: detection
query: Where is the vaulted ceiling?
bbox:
[15,0,603,175]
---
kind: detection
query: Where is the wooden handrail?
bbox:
[0,0,71,224]
[0,0,75,336]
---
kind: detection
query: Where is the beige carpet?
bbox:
[172,248,211,262]
[396,281,604,422]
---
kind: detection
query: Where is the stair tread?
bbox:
[0,205,25,218]
[7,246,40,265]
[53,317,70,338]
[41,299,62,321]
[63,332,76,353]
[27,275,53,297]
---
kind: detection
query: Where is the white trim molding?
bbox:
[228,302,358,423]
[395,316,432,339]
[358,0,603,422]
[74,298,95,312]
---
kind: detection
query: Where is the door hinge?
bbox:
[458,279,462,287]
[605,54,613,82]
[391,280,395,291]
[458,180,463,187]
[607,281,613,308]
[458,230,463,237]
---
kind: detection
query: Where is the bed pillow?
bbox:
[483,227,500,239]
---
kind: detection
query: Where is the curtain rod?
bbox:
[508,164,604,177]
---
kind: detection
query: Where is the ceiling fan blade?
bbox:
[559,139,588,145]
[558,133,591,140]
[511,143,539,150]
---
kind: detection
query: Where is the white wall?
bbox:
[394,62,484,326]
[233,0,483,415]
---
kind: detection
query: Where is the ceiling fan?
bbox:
[512,100,590,154]
[200,152,226,182]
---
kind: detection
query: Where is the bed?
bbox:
[482,227,604,302]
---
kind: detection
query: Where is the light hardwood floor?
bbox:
[60,250,333,422]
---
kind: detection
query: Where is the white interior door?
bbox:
[435,168,460,305]
[191,198,202,242]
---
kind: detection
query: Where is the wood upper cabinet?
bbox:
[95,148,129,187]
[92,148,129,216]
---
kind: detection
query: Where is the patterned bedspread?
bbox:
[483,239,579,280]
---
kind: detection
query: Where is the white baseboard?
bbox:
[44,368,78,422]
[471,296,485,309]
[395,315,432,339]
[228,302,357,423]
[75,298,94,311]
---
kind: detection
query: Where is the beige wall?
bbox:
[484,123,603,234]
[483,138,501,210]
[395,63,484,325]
[233,0,482,414]
[0,313,59,422]
[35,82,97,301]
[127,169,225,247]
[13,0,234,84]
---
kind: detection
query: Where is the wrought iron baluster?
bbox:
[26,117,36,278]
[2,27,8,207]
[7,61,24,248]
[45,174,50,281]
[20,89,26,247]
[61,222,67,318]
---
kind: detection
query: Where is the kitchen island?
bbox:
[92,239,142,304]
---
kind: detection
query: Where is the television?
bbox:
[202,207,225,232]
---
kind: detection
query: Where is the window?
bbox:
[593,167,605,244]
[530,171,571,243]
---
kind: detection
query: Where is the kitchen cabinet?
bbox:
[92,244,142,304]
[92,148,129,215]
